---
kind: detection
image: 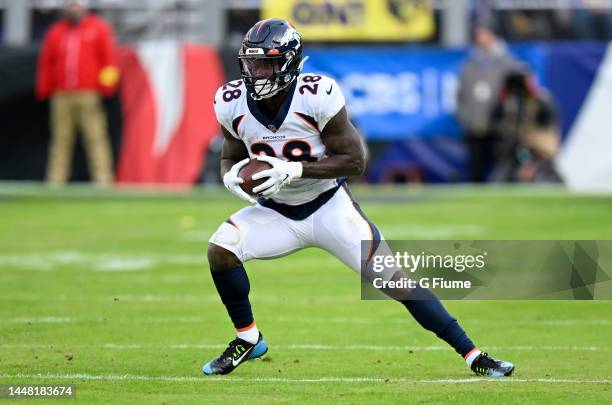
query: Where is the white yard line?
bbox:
[0,252,206,272]
[0,373,610,385]
[0,343,609,352]
[0,294,357,304]
[103,344,612,352]
[542,320,612,325]
[8,317,76,323]
[3,315,611,328]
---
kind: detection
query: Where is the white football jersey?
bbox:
[214,73,346,205]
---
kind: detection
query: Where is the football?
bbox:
[238,158,272,196]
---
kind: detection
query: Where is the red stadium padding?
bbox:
[116,44,224,185]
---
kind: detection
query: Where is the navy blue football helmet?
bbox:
[239,19,305,100]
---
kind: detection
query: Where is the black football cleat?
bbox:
[471,352,515,377]
[202,333,268,375]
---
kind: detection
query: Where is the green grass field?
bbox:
[1,184,611,403]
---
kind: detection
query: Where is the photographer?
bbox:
[489,70,562,183]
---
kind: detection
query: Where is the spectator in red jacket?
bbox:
[36,0,119,186]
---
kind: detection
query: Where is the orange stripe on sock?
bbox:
[464,347,479,360]
[236,321,255,332]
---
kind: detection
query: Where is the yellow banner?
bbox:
[261,0,434,41]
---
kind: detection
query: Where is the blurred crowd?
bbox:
[496,4,612,41]
[19,1,612,46]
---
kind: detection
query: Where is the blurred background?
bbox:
[1,0,611,190]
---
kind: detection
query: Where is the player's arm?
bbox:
[220,126,249,178]
[301,106,365,178]
[219,126,256,204]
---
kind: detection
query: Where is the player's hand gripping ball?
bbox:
[223,158,264,204]
[251,155,303,198]
[238,158,273,196]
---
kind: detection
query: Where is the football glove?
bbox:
[252,155,303,198]
[223,158,257,204]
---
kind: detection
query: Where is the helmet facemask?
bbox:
[239,49,299,100]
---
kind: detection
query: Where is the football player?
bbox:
[203,19,514,377]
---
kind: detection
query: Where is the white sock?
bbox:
[465,348,482,367]
[236,323,259,344]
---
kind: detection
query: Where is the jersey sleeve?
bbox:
[213,85,240,139]
[314,76,345,132]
